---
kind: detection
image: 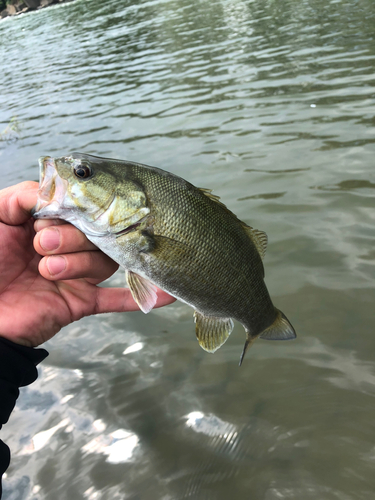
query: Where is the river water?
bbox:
[1,0,375,498]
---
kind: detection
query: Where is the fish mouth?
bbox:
[32,156,68,218]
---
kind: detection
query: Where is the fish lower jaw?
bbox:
[32,200,63,219]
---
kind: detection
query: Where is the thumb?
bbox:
[0,181,39,225]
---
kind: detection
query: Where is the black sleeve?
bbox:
[0,338,48,499]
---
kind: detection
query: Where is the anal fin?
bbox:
[126,270,158,314]
[194,311,233,353]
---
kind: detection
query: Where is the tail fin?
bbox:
[259,309,296,341]
[239,309,296,366]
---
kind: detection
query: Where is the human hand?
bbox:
[0,181,175,347]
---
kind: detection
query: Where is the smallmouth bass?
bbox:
[32,153,296,364]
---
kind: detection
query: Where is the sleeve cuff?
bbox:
[0,338,49,387]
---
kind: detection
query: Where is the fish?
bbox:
[32,153,296,365]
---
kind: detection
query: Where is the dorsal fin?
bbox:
[242,225,268,260]
[198,187,228,210]
[199,187,267,260]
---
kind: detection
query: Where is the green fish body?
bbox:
[33,153,296,364]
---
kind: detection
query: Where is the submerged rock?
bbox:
[40,0,56,7]
[23,0,40,7]
[1,0,73,19]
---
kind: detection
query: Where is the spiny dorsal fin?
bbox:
[194,311,234,353]
[126,270,158,314]
[242,225,268,260]
[198,187,228,210]
[259,309,296,341]
[199,187,268,260]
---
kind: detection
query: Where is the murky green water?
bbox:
[1,0,375,498]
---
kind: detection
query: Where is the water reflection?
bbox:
[123,342,144,355]
[82,427,139,464]
[238,191,286,200]
[314,179,375,192]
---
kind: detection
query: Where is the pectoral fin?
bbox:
[194,311,234,353]
[126,270,158,314]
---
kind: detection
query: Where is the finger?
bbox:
[34,224,98,255]
[0,181,38,225]
[38,250,119,281]
[34,218,68,232]
[94,286,177,314]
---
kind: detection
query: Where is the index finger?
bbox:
[0,181,38,225]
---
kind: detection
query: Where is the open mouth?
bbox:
[32,156,68,217]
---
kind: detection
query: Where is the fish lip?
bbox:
[32,156,68,218]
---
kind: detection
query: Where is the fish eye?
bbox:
[74,164,92,179]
